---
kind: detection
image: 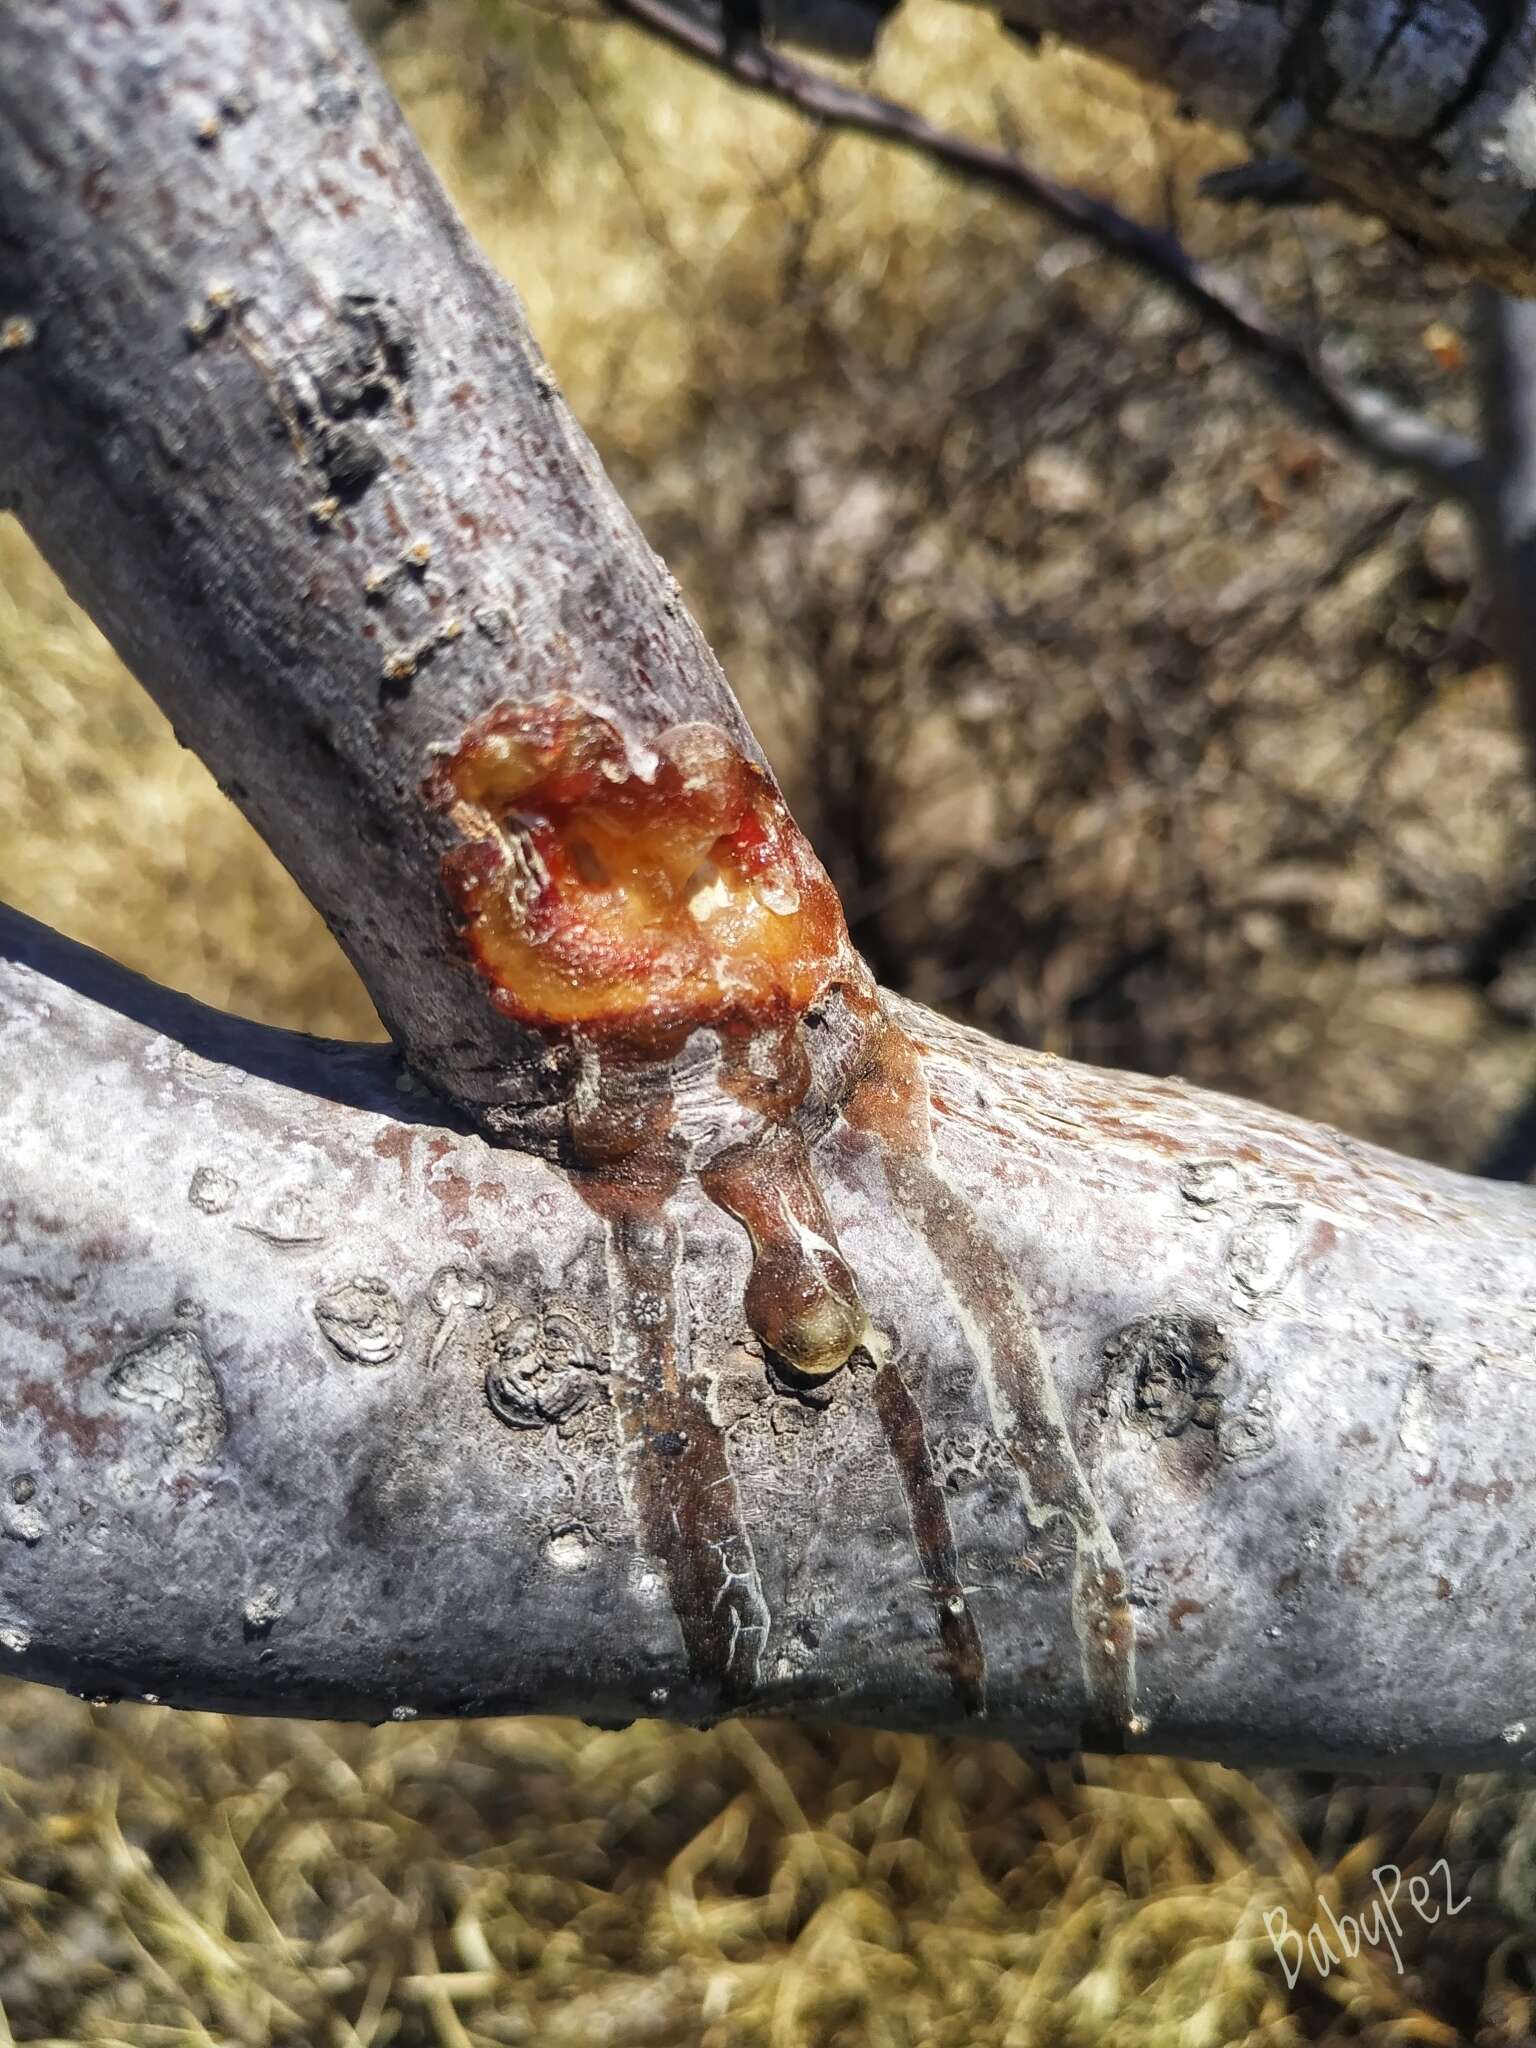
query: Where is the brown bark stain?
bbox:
[372,1123,415,1186]
[844,1004,1139,1743]
[0,1203,70,1241]
[429,1167,473,1225]
[1453,1475,1516,1506]
[9,1372,128,1460]
[870,1350,986,1714]
[322,183,360,221]
[81,163,114,214]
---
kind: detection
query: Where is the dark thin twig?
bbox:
[600,0,1483,490]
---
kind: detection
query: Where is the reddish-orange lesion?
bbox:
[426,697,849,1045]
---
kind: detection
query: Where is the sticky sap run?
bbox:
[428,699,847,1044]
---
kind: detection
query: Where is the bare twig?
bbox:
[600,0,1482,489]
[1470,288,1536,748]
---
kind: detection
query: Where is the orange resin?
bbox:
[428,698,847,1042]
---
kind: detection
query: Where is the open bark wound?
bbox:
[423,697,869,1702]
[426,694,873,1377]
[427,697,1137,1734]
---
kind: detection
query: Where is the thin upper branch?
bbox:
[602,0,1483,488]
[1471,287,1536,747]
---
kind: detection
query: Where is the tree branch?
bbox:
[968,0,1536,295]
[612,0,1536,287]
[7,902,1536,1768]
[4,0,1536,1766]
[1470,286,1536,746]
[602,0,1484,489]
[0,0,864,1148]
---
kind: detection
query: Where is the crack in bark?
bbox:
[1422,0,1524,141]
[1253,0,1349,136]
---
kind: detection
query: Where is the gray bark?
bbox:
[0,0,860,1148]
[8,903,1536,1770]
[2,0,1536,1771]
[966,0,1536,294]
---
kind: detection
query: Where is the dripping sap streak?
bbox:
[428,699,1135,1734]
[427,697,872,1704]
[425,695,872,1384]
[845,1013,1141,1742]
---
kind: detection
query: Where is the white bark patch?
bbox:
[1178,1158,1244,1209]
[188,1165,237,1214]
[242,1585,284,1637]
[1397,1358,1438,1479]
[313,1277,404,1365]
[2,1501,46,1546]
[545,1525,593,1572]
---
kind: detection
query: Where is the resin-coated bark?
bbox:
[6,909,1536,1770]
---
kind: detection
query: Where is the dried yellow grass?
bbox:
[0,1684,1521,2045]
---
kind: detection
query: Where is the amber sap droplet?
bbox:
[744,1233,867,1380]
[703,1126,869,1381]
[425,697,849,1047]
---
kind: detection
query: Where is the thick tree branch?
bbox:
[0,0,862,1149]
[7,903,1536,1768]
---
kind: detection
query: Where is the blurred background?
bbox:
[3,2,1536,2039]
